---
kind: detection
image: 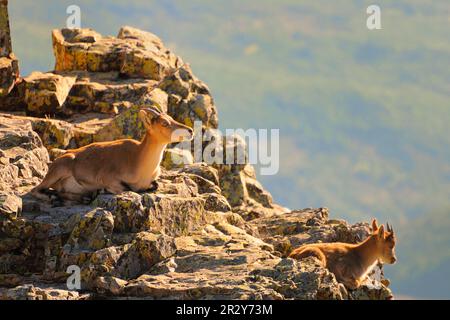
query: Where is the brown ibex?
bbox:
[289,219,397,289]
[31,106,193,204]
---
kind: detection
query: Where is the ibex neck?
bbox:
[137,133,167,173]
[353,236,379,267]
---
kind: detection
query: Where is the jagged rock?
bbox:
[118,26,180,80]
[252,208,329,240]
[251,257,345,300]
[93,276,128,296]
[3,27,218,148]
[164,65,218,129]
[0,284,83,300]
[92,192,145,233]
[0,79,26,111]
[350,280,393,300]
[94,192,207,236]
[52,27,178,80]
[0,192,22,220]
[161,147,194,170]
[214,162,281,220]
[122,224,277,299]
[64,208,114,251]
[28,116,74,150]
[118,225,349,300]
[0,113,78,150]
[0,0,18,98]
[62,72,165,116]
[214,165,248,208]
[202,193,231,212]
[114,232,176,279]
[75,245,124,289]
[21,72,77,116]
[91,105,145,142]
[179,163,220,186]
[52,28,121,73]
[0,200,104,277]
[167,91,218,129]
[0,115,49,194]
[206,134,281,218]
[0,179,392,300]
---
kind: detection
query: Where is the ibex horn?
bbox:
[386,223,393,233]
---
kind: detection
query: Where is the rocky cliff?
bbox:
[0,2,392,300]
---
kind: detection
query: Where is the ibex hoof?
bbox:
[147,181,159,192]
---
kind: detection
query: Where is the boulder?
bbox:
[93,192,207,236]
[62,72,166,116]
[251,257,346,300]
[113,232,176,279]
[0,114,49,194]
[21,72,76,116]
[0,192,22,220]
[350,280,393,300]
[63,208,114,251]
[52,27,178,80]
[0,284,83,300]
[165,65,218,129]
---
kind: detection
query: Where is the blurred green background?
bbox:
[8,0,450,299]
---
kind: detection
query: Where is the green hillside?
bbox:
[8,0,450,298]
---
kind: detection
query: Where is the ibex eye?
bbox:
[161,121,169,127]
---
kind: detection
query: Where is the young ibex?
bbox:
[289,219,397,289]
[31,106,193,204]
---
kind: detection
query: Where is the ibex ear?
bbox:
[378,225,385,240]
[371,219,379,232]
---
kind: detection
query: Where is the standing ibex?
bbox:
[289,219,397,289]
[31,106,193,204]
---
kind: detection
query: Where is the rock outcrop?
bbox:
[0,0,19,98]
[0,2,393,300]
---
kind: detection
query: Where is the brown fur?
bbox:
[31,107,193,204]
[289,219,397,289]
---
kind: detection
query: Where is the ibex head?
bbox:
[371,219,397,264]
[139,106,194,143]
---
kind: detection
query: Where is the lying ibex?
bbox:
[289,219,396,289]
[31,106,193,204]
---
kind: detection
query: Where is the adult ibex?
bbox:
[31,106,193,204]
